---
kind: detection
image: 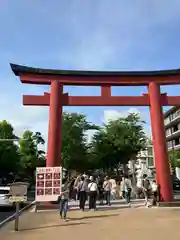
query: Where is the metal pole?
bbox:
[14,202,20,231]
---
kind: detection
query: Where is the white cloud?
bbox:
[103,108,152,138]
[85,108,146,142]
[103,108,141,124]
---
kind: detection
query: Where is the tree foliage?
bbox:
[169,149,180,168]
[0,112,148,181]
[0,120,19,179]
[61,112,99,172]
[89,113,147,171]
[18,130,45,179]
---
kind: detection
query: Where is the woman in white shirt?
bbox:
[120,177,125,199]
[88,176,98,211]
[109,177,117,200]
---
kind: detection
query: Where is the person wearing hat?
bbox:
[88,176,98,211]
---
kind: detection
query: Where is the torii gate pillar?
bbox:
[46,81,63,167]
[149,82,173,202]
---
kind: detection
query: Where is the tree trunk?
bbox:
[123,164,128,175]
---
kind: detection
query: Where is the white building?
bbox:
[128,144,155,180]
[164,106,180,150]
[136,144,154,169]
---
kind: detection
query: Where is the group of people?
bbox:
[136,174,159,207]
[58,174,118,220]
[58,173,159,220]
[74,175,118,211]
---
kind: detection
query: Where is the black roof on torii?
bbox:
[10,63,180,77]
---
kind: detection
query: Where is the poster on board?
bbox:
[35,167,62,202]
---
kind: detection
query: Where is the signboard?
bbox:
[9,182,28,203]
[35,167,62,202]
[9,182,28,231]
[9,196,27,202]
[10,182,28,196]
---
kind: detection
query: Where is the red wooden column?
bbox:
[148,82,173,202]
[46,81,63,167]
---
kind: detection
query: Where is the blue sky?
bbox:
[0,0,180,150]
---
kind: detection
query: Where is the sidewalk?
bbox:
[1,206,180,240]
[35,199,145,211]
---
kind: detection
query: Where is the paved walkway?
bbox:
[1,207,180,240]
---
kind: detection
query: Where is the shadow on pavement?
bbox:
[20,222,89,232]
[69,213,119,221]
[88,204,143,212]
[95,206,130,211]
[69,203,143,212]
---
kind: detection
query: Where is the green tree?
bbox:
[89,113,147,173]
[169,149,180,168]
[18,130,45,180]
[61,112,99,172]
[0,120,20,180]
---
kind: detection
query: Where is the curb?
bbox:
[0,201,35,228]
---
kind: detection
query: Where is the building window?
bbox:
[176,110,180,116]
[172,125,178,133]
[164,117,170,125]
[147,157,154,166]
[167,141,173,148]
[166,128,171,136]
[175,138,180,146]
[147,146,153,156]
[171,110,180,120]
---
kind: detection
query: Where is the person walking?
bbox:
[120,176,125,199]
[136,177,143,199]
[142,174,151,207]
[96,176,104,205]
[73,175,81,200]
[88,176,98,211]
[103,176,111,205]
[59,181,70,220]
[77,176,88,211]
[109,176,117,200]
[124,175,132,206]
[151,180,158,206]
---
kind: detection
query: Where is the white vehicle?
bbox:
[0,186,13,207]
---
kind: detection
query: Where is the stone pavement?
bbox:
[1,206,180,240]
[35,199,145,211]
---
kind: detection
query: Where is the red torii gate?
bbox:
[11,63,180,202]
